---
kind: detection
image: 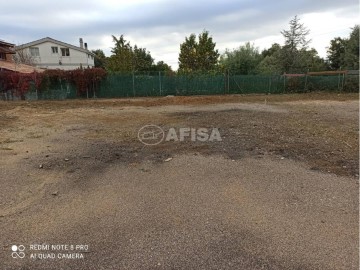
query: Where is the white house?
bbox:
[15,37,95,70]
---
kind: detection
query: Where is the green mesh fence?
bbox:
[5,71,356,101]
[307,76,343,92]
[98,74,134,98]
[173,74,225,95]
[99,73,226,97]
[228,75,285,94]
[343,75,359,92]
[25,80,77,100]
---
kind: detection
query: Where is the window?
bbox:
[30,47,40,57]
[0,53,5,60]
[51,46,58,54]
[61,48,70,56]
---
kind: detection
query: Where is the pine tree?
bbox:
[280,15,311,73]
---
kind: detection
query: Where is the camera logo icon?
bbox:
[138,125,165,145]
[11,245,25,259]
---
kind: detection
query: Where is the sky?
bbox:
[1,0,358,70]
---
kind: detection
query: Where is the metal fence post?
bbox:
[227,70,230,94]
[159,71,162,96]
[132,71,135,97]
[268,75,271,94]
[283,74,286,93]
[341,73,345,92]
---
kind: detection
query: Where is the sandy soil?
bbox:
[0,93,358,269]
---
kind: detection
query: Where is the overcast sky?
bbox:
[2,0,358,69]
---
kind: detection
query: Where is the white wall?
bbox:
[22,41,94,70]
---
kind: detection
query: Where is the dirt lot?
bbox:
[0,93,358,269]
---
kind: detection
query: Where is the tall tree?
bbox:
[106,35,155,73]
[280,15,311,73]
[196,31,219,71]
[178,34,198,72]
[107,35,133,72]
[281,15,311,51]
[178,30,219,72]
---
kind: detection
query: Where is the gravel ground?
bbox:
[0,93,358,269]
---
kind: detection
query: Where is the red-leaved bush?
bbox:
[0,68,107,99]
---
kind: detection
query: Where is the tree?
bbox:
[327,37,346,70]
[178,34,198,72]
[257,55,282,75]
[281,15,311,51]
[344,25,359,70]
[91,49,107,69]
[300,48,328,71]
[280,15,311,73]
[257,43,283,74]
[219,42,262,74]
[327,25,359,70]
[196,31,219,71]
[178,30,219,72]
[151,61,173,73]
[133,45,154,71]
[13,48,37,66]
[261,43,282,58]
[106,35,155,73]
[106,35,134,72]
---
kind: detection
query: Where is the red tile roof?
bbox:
[0,60,44,74]
[0,47,15,54]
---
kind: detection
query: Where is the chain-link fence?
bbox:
[1,71,358,100]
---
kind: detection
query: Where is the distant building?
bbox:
[0,40,15,62]
[0,39,42,73]
[15,37,95,70]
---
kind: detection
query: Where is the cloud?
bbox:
[1,0,358,69]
